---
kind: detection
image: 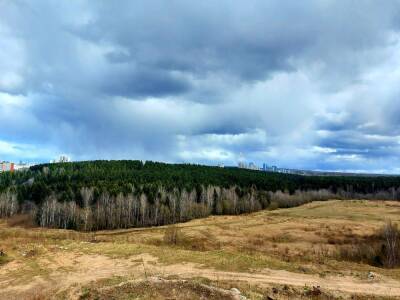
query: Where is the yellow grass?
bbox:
[1,200,400,299]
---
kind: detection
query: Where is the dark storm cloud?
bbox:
[73,1,302,82]
[100,68,191,98]
[318,130,400,157]
[1,0,400,172]
[68,0,400,91]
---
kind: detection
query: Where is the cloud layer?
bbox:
[1,1,400,172]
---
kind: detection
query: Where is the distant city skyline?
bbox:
[1,1,400,174]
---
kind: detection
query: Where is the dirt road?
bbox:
[1,252,399,299]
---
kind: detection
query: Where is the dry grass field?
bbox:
[1,200,400,299]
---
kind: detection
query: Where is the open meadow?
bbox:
[3,2,400,299]
[1,200,400,299]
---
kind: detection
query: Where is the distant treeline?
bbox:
[0,160,400,230]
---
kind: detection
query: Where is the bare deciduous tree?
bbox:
[383,220,400,268]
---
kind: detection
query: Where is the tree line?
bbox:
[0,160,400,230]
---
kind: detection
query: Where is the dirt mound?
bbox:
[80,277,240,300]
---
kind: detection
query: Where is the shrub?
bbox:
[0,250,10,266]
[268,201,280,210]
[163,226,182,245]
[336,221,400,268]
[381,220,400,268]
[6,214,36,228]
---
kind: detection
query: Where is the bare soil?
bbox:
[1,200,400,299]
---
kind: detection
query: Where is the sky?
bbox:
[1,1,400,173]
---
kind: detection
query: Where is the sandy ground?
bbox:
[1,252,400,299]
[1,200,400,299]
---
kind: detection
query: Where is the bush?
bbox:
[0,250,10,266]
[6,214,36,228]
[336,221,400,268]
[269,189,334,209]
[381,220,400,268]
[163,226,182,245]
[336,243,380,265]
[268,201,280,210]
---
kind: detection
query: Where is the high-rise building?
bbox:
[248,162,259,170]
[238,161,247,169]
[50,155,71,163]
[58,155,71,163]
[0,162,15,172]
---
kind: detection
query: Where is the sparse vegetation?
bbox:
[382,220,400,268]
[163,225,182,245]
[79,278,236,300]
[6,213,36,228]
[336,220,400,268]
[1,200,400,299]
[0,249,10,266]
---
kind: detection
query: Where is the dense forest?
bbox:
[1,160,400,230]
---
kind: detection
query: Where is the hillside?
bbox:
[1,200,400,299]
[1,160,400,230]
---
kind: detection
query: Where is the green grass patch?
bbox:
[0,254,11,266]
